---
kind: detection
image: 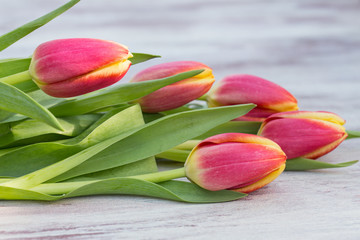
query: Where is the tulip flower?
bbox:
[207,74,298,121]
[258,111,348,159]
[185,133,286,193]
[29,38,133,97]
[130,61,215,113]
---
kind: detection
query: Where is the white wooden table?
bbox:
[1,0,359,239]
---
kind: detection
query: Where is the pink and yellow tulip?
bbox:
[258,111,348,159]
[29,38,132,97]
[207,74,298,121]
[185,133,286,193]
[130,61,215,113]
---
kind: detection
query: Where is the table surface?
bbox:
[1,0,360,239]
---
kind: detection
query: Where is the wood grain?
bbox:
[0,0,359,239]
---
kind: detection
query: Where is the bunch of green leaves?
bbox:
[0,0,248,202]
[0,1,257,202]
[1,0,358,204]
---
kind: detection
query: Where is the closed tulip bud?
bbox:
[258,111,348,159]
[185,133,286,193]
[29,38,133,97]
[207,74,298,121]
[130,61,215,113]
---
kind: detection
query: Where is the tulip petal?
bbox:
[137,76,214,113]
[303,132,347,159]
[30,38,131,84]
[198,132,283,151]
[232,163,285,193]
[131,61,215,113]
[186,140,286,191]
[208,74,298,112]
[260,118,347,159]
[131,61,212,82]
[38,60,131,98]
[261,111,346,126]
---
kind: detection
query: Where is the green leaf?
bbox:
[0,0,80,51]
[0,58,31,78]
[0,142,82,177]
[67,157,158,182]
[63,179,247,203]
[285,157,359,171]
[0,114,100,149]
[0,90,66,123]
[52,104,255,182]
[0,186,57,200]
[130,53,161,65]
[161,105,193,115]
[0,105,145,178]
[49,69,205,117]
[142,113,164,123]
[13,80,38,93]
[0,179,246,203]
[346,130,360,139]
[0,82,62,130]
[195,121,262,139]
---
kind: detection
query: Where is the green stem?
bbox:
[31,168,186,195]
[155,140,199,162]
[0,70,32,85]
[156,149,190,162]
[130,167,186,182]
[31,181,94,195]
[197,94,208,101]
[346,130,360,139]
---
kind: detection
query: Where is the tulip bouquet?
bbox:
[0,0,358,203]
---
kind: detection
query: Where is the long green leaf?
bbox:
[0,90,65,123]
[0,105,145,178]
[49,69,204,117]
[0,82,62,130]
[0,157,159,186]
[0,179,246,203]
[195,121,262,139]
[130,53,160,65]
[0,114,100,149]
[67,157,158,182]
[0,58,31,78]
[55,179,247,203]
[285,157,359,171]
[0,0,80,51]
[52,104,255,182]
[142,113,164,123]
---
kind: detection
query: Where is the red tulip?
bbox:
[130,61,215,113]
[258,111,348,159]
[185,133,286,193]
[207,74,298,121]
[29,38,132,97]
